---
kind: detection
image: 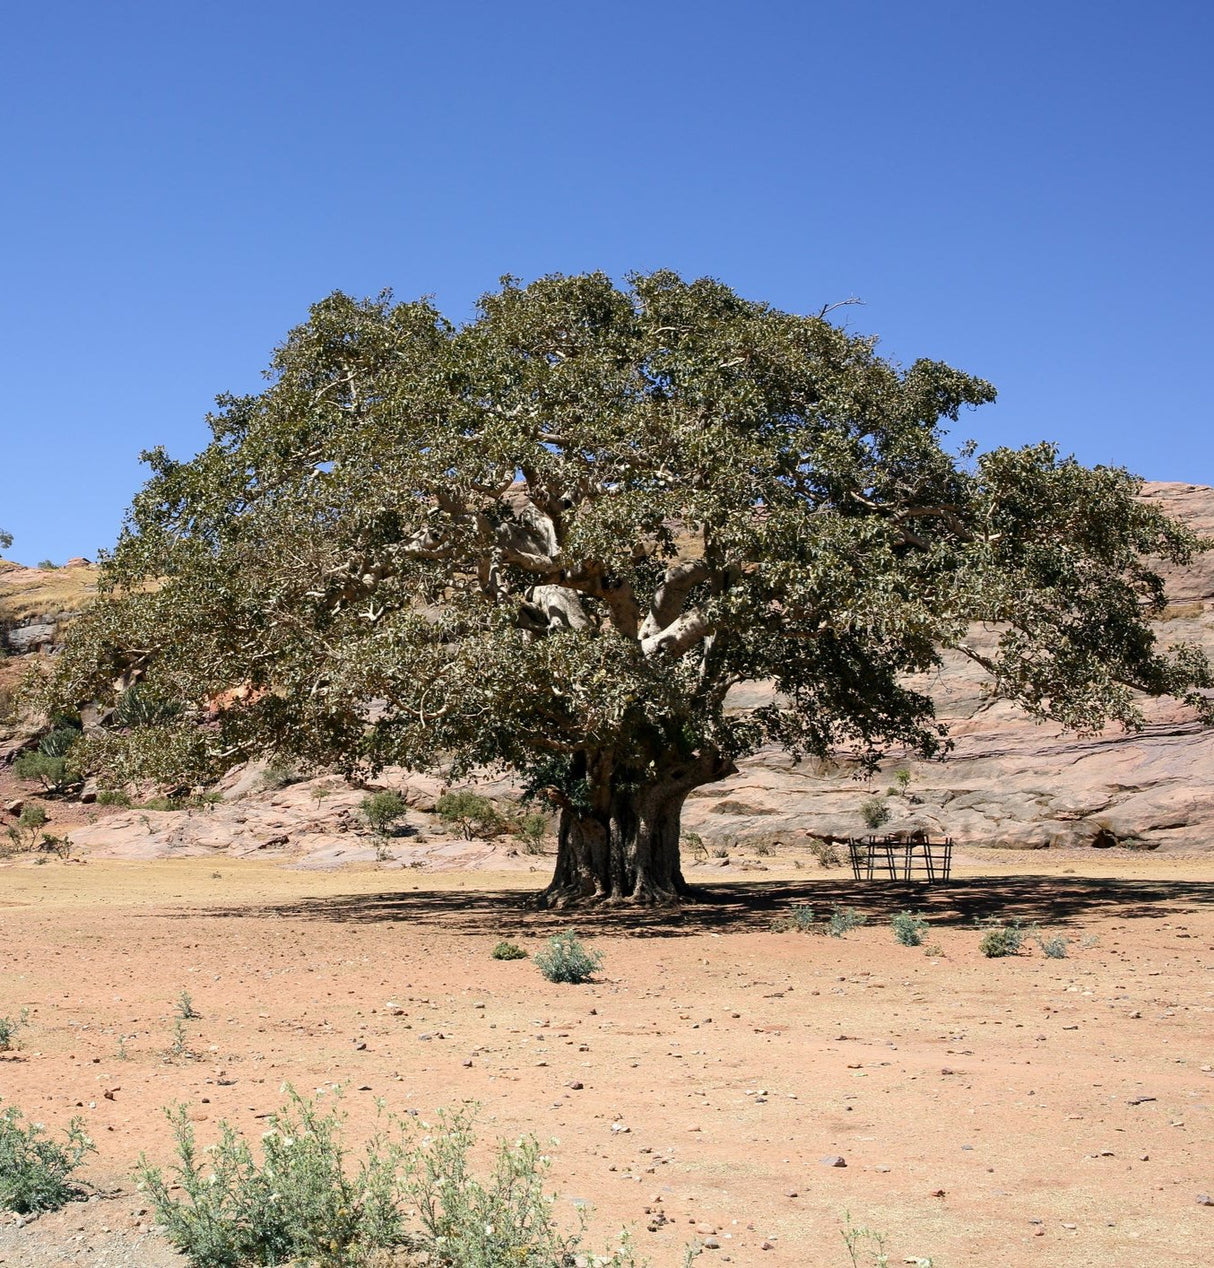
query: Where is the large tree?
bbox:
[43,273,1213,903]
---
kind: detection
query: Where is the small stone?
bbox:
[1196,1193,1214,1206]
[567,1080,584,1090]
[784,1189,799,1198]
[1127,1095,1156,1105]
[353,1041,367,1051]
[462,1059,473,1068]
[820,1155,847,1167]
[703,1237,721,1249]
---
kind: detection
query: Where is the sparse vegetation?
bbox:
[891,911,929,946]
[978,919,1029,958]
[5,803,48,853]
[515,809,550,854]
[137,1089,642,1268]
[359,790,408,837]
[0,1010,29,1052]
[860,796,892,832]
[534,931,602,984]
[681,831,708,862]
[175,990,199,1020]
[809,838,842,867]
[1036,932,1071,959]
[828,906,868,937]
[435,790,503,840]
[260,760,305,790]
[0,1099,94,1214]
[95,789,132,807]
[773,903,817,933]
[491,940,528,960]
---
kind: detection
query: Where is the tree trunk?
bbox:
[538,753,736,907]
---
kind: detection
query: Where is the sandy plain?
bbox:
[0,850,1212,1267]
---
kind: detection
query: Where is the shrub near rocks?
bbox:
[0,1100,95,1215]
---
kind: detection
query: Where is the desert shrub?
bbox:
[534,931,602,984]
[513,810,550,854]
[12,750,70,793]
[5,803,48,853]
[889,768,912,796]
[360,790,407,837]
[978,920,1028,958]
[138,1090,641,1268]
[96,789,132,807]
[809,838,841,867]
[0,1099,94,1214]
[860,796,891,831]
[681,831,708,862]
[435,790,502,840]
[137,1090,403,1266]
[773,903,817,933]
[828,906,868,938]
[403,1107,639,1267]
[260,761,305,791]
[491,940,528,960]
[0,1010,28,1052]
[891,911,929,946]
[1036,933,1071,959]
[38,833,72,861]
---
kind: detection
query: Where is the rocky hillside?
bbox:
[684,482,1214,854]
[3,484,1212,859]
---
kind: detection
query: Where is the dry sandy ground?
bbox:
[0,852,1211,1267]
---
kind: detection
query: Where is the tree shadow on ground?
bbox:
[199,872,1214,938]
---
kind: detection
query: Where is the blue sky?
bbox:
[1,1,1210,564]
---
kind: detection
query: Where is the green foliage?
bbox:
[0,1099,95,1214]
[809,838,841,867]
[435,790,503,840]
[0,528,11,551]
[359,790,407,837]
[514,809,550,854]
[860,796,892,831]
[5,803,48,852]
[0,1009,29,1052]
[137,1090,403,1266]
[534,931,602,983]
[137,1089,642,1268]
[175,990,199,1020]
[36,560,57,571]
[491,940,528,960]
[978,919,1029,958]
[891,910,929,946]
[12,750,67,791]
[773,903,817,933]
[828,906,868,938]
[111,683,181,728]
[36,273,1214,902]
[95,789,132,806]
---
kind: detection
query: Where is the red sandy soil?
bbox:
[0,852,1212,1267]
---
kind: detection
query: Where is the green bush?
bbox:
[828,905,868,937]
[12,750,70,793]
[260,761,305,791]
[859,796,891,831]
[1036,932,1071,959]
[0,1009,28,1052]
[978,920,1028,958]
[359,790,408,837]
[5,803,48,853]
[0,1099,94,1214]
[96,789,133,807]
[891,910,929,946]
[534,931,602,983]
[773,904,817,933]
[137,1090,402,1266]
[137,1089,642,1268]
[491,940,528,960]
[514,810,550,854]
[435,790,503,840]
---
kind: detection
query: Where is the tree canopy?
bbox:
[41,272,1213,903]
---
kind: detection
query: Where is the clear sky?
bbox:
[1,1,1210,564]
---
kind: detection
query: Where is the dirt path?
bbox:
[1,853,1212,1265]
